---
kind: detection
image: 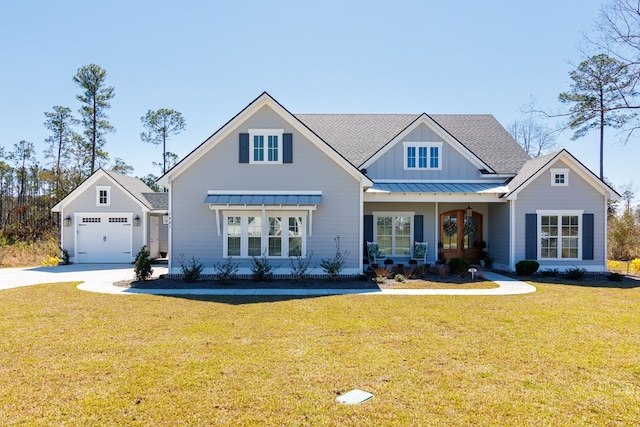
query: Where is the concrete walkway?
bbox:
[0,264,536,296]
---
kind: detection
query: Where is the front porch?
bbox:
[363,184,512,269]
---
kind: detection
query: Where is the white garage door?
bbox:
[75,214,133,263]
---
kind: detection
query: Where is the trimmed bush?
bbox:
[134,245,153,281]
[515,260,539,276]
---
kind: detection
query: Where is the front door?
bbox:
[440,210,483,263]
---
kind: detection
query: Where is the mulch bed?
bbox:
[114,277,381,290]
[114,271,492,290]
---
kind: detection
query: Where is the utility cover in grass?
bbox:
[336,389,373,404]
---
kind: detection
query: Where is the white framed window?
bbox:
[373,212,413,256]
[403,141,442,170]
[537,210,582,260]
[249,129,283,164]
[551,168,569,186]
[223,211,306,258]
[96,186,111,206]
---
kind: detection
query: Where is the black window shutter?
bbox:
[414,215,424,242]
[364,215,374,252]
[582,213,594,260]
[239,133,249,163]
[525,213,537,260]
[283,133,293,163]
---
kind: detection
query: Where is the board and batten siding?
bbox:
[60,175,146,262]
[365,123,482,180]
[169,105,362,274]
[512,160,607,270]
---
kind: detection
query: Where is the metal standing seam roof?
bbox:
[204,194,322,205]
[367,182,508,194]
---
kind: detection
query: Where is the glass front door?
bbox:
[440,210,483,263]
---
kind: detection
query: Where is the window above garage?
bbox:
[96,186,111,206]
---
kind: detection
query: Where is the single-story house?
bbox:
[52,168,168,263]
[53,92,619,272]
[151,92,619,275]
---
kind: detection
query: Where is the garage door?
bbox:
[75,214,133,263]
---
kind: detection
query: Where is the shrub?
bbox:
[515,260,539,276]
[250,253,274,282]
[607,260,621,271]
[394,274,405,282]
[434,264,449,278]
[373,266,390,278]
[448,257,470,276]
[134,245,153,281]
[540,268,559,277]
[320,236,350,280]
[60,247,70,265]
[630,258,640,274]
[212,258,238,283]
[41,255,61,267]
[564,266,586,281]
[179,254,204,282]
[374,275,387,284]
[289,251,314,283]
[608,272,623,282]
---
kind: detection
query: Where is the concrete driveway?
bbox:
[0,264,168,291]
[0,264,535,296]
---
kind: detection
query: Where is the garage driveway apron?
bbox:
[0,265,535,296]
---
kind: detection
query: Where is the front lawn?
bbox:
[1,281,639,425]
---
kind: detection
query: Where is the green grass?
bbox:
[1,281,639,426]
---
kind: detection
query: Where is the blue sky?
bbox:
[1,0,635,192]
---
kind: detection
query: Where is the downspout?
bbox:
[359,182,364,274]
[509,199,516,271]
[167,183,173,274]
[434,201,439,263]
[603,194,608,270]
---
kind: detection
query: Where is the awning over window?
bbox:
[204,194,322,205]
[367,182,508,194]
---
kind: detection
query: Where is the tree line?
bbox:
[0,64,185,241]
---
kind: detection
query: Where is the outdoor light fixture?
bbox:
[133,215,141,226]
[63,216,72,227]
[465,205,473,217]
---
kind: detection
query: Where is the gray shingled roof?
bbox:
[103,169,166,210]
[502,151,561,197]
[142,192,169,210]
[295,114,530,174]
[430,115,530,174]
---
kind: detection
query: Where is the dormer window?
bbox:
[551,168,569,186]
[249,129,283,164]
[96,186,111,206]
[403,141,442,170]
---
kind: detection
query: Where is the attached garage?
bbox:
[75,213,133,263]
[52,168,169,264]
